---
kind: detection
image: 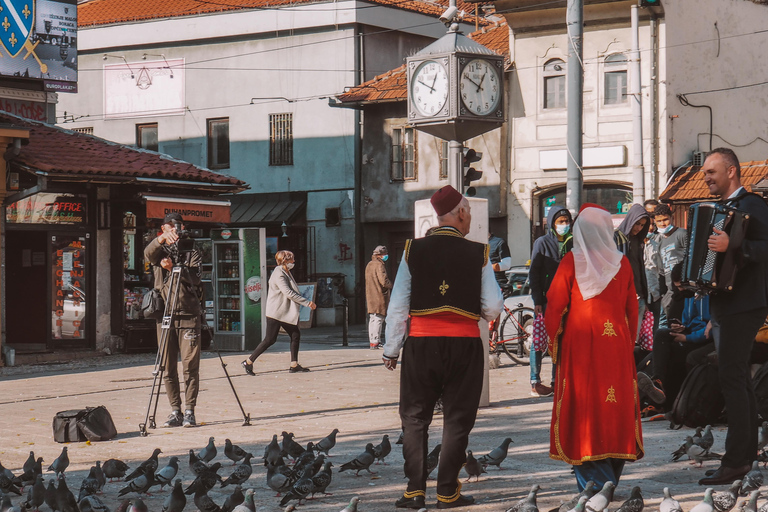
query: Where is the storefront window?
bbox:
[541,186,633,221]
[51,235,87,340]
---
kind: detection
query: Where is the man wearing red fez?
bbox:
[382,185,503,509]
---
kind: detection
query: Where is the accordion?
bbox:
[682,202,749,293]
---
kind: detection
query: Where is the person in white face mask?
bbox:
[653,203,688,328]
[366,245,393,349]
[242,250,317,374]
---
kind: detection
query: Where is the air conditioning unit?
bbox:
[692,151,707,167]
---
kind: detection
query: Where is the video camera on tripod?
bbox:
[164,220,196,266]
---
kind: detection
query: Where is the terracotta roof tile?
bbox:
[0,112,245,189]
[79,0,488,28]
[660,160,768,202]
[336,22,509,105]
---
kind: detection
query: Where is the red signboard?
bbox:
[145,197,230,224]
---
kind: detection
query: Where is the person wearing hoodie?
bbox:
[614,203,651,344]
[528,205,573,397]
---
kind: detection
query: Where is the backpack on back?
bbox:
[668,363,725,429]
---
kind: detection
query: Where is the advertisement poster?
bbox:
[51,234,86,339]
[242,228,265,350]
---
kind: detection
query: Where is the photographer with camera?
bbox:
[144,212,203,428]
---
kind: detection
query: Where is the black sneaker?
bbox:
[241,360,255,376]
[289,364,311,373]
[182,410,196,428]
[396,495,426,509]
[163,410,183,428]
[437,494,475,509]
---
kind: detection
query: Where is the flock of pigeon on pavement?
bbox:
[3,422,768,512]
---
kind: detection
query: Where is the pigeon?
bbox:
[463,450,486,482]
[699,425,715,451]
[103,459,130,482]
[0,461,14,481]
[713,481,740,512]
[741,491,760,512]
[154,456,179,490]
[281,432,305,461]
[22,451,36,476]
[759,422,768,451]
[505,484,540,512]
[28,474,46,511]
[221,485,244,512]
[660,487,683,512]
[315,429,340,456]
[194,490,221,512]
[426,444,442,478]
[125,449,161,482]
[221,454,252,488]
[115,499,131,512]
[190,449,210,476]
[127,499,148,512]
[264,435,282,467]
[615,486,643,512]
[0,494,13,512]
[93,461,106,493]
[280,466,314,507]
[740,461,764,496]
[185,462,222,495]
[339,443,377,476]
[267,460,295,497]
[691,489,716,512]
[341,497,360,512]
[44,478,57,511]
[224,440,248,465]
[559,481,599,512]
[199,437,218,464]
[396,431,404,444]
[19,457,44,489]
[566,497,589,512]
[692,426,704,445]
[78,494,111,512]
[117,469,154,497]
[0,473,21,496]
[78,466,101,501]
[162,480,186,512]
[373,435,392,465]
[671,437,694,462]
[687,437,723,467]
[311,461,334,497]
[55,475,79,512]
[307,453,326,477]
[585,481,615,512]
[48,447,69,477]
[478,437,514,469]
[232,488,255,512]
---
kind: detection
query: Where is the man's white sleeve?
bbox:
[497,256,513,272]
[481,260,504,321]
[383,254,411,358]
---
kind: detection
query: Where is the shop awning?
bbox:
[228,192,307,225]
[144,195,231,223]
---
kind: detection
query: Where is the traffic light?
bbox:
[639,0,660,6]
[462,148,483,197]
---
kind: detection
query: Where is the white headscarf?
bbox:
[572,206,624,300]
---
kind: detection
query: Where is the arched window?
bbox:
[543,59,566,109]
[604,54,628,105]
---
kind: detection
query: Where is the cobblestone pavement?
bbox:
[0,331,732,511]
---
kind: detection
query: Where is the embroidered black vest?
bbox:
[406,226,488,320]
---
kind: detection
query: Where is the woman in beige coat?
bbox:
[242,250,317,374]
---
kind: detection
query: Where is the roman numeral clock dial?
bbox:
[411,60,449,117]
[460,59,501,116]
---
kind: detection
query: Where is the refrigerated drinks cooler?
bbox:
[210,228,267,351]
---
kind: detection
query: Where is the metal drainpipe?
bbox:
[649,12,659,199]
[353,24,364,330]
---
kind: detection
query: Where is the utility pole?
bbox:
[630,4,645,204]
[566,0,583,214]
[448,139,463,192]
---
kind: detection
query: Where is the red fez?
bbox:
[431,185,463,216]
[578,203,607,213]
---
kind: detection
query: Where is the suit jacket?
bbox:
[265,266,311,325]
[711,190,768,317]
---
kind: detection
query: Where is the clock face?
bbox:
[411,60,449,117]
[460,59,501,116]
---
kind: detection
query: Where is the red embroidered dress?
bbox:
[544,252,644,465]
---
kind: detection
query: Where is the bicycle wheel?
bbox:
[499,307,534,365]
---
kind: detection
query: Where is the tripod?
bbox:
[139,264,251,435]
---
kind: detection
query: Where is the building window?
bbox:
[269,113,293,166]
[207,118,230,169]
[604,54,628,105]
[73,127,93,135]
[391,127,416,181]
[439,140,449,180]
[543,59,566,109]
[136,123,158,152]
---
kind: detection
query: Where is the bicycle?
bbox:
[489,301,535,365]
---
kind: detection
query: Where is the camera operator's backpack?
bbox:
[668,362,725,428]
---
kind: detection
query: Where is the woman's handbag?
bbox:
[140,288,164,320]
[638,309,655,351]
[531,313,549,353]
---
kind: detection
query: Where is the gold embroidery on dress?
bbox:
[606,386,617,403]
[439,280,449,296]
[603,320,617,337]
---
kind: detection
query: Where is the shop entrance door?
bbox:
[6,231,48,351]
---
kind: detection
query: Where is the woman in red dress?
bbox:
[545,205,644,491]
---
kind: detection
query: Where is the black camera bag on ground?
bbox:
[53,406,117,443]
[668,362,725,429]
[141,288,164,320]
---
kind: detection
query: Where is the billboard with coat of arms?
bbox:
[0,0,77,93]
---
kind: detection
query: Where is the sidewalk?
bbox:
[0,328,729,511]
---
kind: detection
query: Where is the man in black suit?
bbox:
[698,148,768,485]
